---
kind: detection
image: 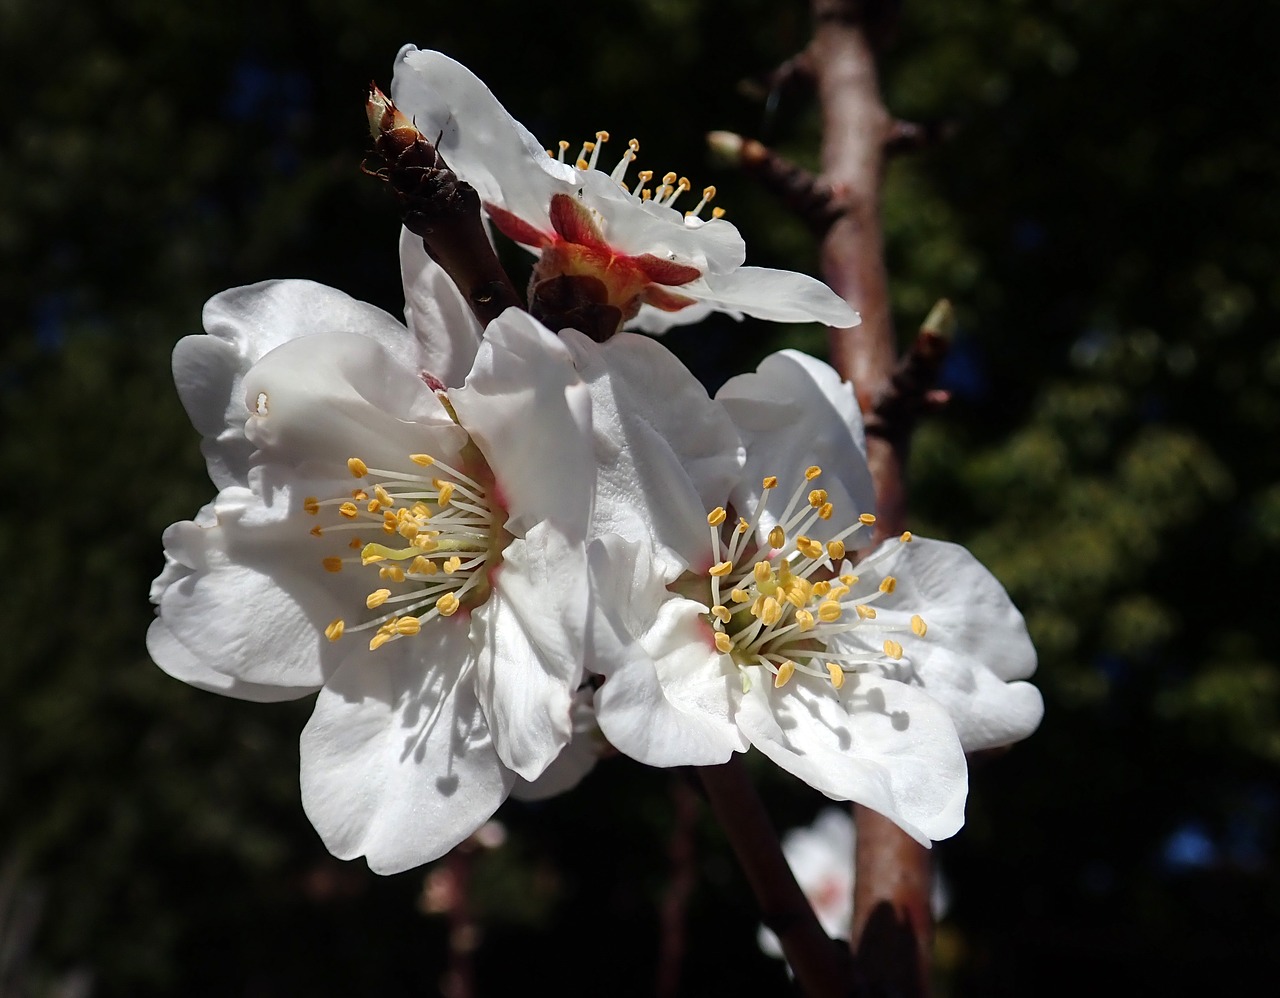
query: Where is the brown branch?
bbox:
[708,131,845,233]
[867,299,955,444]
[655,775,700,998]
[698,758,850,998]
[809,1,934,995]
[365,85,523,329]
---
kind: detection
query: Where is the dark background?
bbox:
[3,0,1277,994]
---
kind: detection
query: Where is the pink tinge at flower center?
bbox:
[305,450,508,651]
[694,465,929,693]
[484,131,725,323]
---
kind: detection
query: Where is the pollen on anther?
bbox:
[879,577,897,594]
[322,557,343,573]
[808,489,828,508]
[827,541,846,561]
[714,632,733,654]
[768,525,786,549]
[762,475,778,490]
[707,507,727,526]
[711,605,732,623]
[818,503,834,520]
[805,465,822,481]
[730,588,751,603]
[761,597,782,626]
[796,536,823,560]
[325,619,345,642]
[753,561,772,585]
[304,497,320,515]
[856,605,877,620]
[443,555,462,574]
[795,609,815,632]
[911,614,928,637]
[709,561,734,577]
[774,661,796,688]
[309,526,324,538]
[859,513,877,525]
[339,502,359,519]
[410,454,434,466]
[366,588,391,609]
[737,517,750,534]
[827,663,845,689]
[883,639,904,660]
[436,593,461,616]
[900,531,914,543]
[348,457,368,478]
[395,617,421,636]
[818,600,842,622]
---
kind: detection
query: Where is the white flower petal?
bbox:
[300,625,513,874]
[470,522,587,781]
[718,349,876,530]
[839,538,1043,751]
[738,671,967,845]
[684,267,858,328]
[587,535,747,767]
[146,616,316,703]
[509,687,600,801]
[392,46,570,227]
[449,309,593,538]
[560,329,743,575]
[399,226,484,386]
[243,331,466,474]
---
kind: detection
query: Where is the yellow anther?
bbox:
[409,556,435,576]
[369,631,392,651]
[883,639,904,660]
[859,513,877,525]
[641,189,652,201]
[750,595,765,618]
[352,489,369,501]
[412,501,431,518]
[711,605,732,623]
[661,171,677,186]
[366,588,391,609]
[737,517,750,534]
[367,499,382,514]
[808,489,828,508]
[703,185,716,200]
[768,525,786,549]
[398,521,419,539]
[805,465,822,481]
[435,481,456,506]
[813,580,832,597]
[324,619,345,642]
[576,158,589,170]
[911,614,928,637]
[795,609,815,632]
[730,588,751,604]
[709,560,734,577]
[375,485,394,507]
[304,497,320,515]
[411,454,434,466]
[629,138,640,152]
[796,536,823,560]
[436,593,461,616]
[761,597,782,626]
[395,617,421,636]
[714,631,734,654]
[443,555,463,574]
[784,582,810,609]
[412,533,439,552]
[309,525,324,538]
[840,573,857,586]
[322,557,343,573]
[774,661,796,688]
[856,605,877,620]
[379,565,406,583]
[558,140,570,152]
[347,457,368,478]
[339,502,359,519]
[596,130,610,142]
[583,141,596,153]
[827,663,845,690]
[818,600,843,623]
[637,169,654,183]
[754,560,773,584]
[711,207,726,219]
[830,584,851,600]
[900,531,914,543]
[707,507,727,527]
[818,503,834,520]
[879,576,897,594]
[827,541,846,561]
[762,475,778,489]
[348,537,362,550]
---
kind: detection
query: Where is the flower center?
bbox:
[306,449,508,651]
[697,466,927,693]
[550,131,725,219]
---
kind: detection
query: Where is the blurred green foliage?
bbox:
[2,0,1277,994]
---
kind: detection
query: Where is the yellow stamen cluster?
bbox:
[309,451,503,652]
[698,467,926,692]
[547,130,725,219]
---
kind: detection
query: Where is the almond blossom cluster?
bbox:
[148,49,1043,875]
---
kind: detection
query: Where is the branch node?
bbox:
[707,131,847,234]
